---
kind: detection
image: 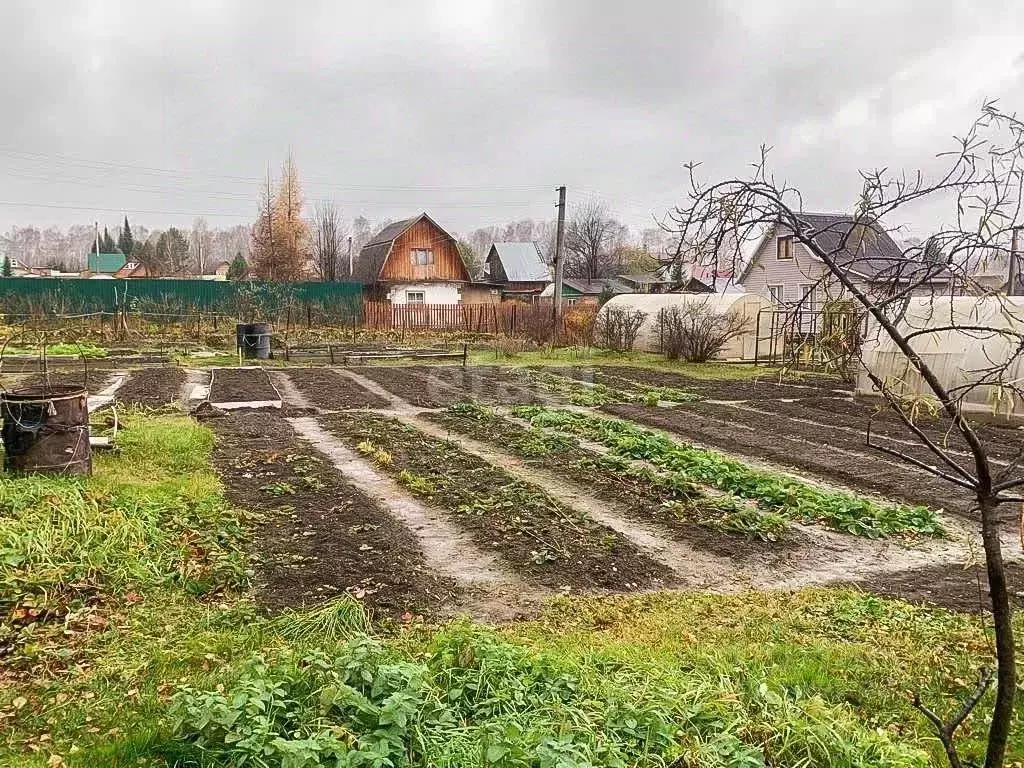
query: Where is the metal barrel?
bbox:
[236,322,271,360]
[1,384,92,476]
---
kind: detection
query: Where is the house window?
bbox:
[410,249,434,266]
[768,285,785,305]
[777,235,794,260]
[799,283,817,312]
[406,290,425,304]
[566,297,579,306]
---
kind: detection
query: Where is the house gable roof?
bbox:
[88,252,127,274]
[738,212,938,284]
[488,242,549,282]
[353,212,471,284]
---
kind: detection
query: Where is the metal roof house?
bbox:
[353,213,494,305]
[482,242,550,300]
[539,277,633,305]
[86,252,127,275]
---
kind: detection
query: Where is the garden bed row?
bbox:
[515,406,944,538]
[426,402,790,551]
[208,367,280,404]
[284,368,391,410]
[116,367,186,407]
[206,410,455,616]
[604,401,978,517]
[317,411,674,591]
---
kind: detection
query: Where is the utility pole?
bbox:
[347,236,354,278]
[266,165,275,281]
[1011,227,1020,295]
[551,185,567,328]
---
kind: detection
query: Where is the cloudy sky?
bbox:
[2,0,1024,237]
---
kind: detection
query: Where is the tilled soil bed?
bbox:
[414,365,552,406]
[349,365,463,408]
[285,368,391,410]
[425,405,798,560]
[842,560,1024,612]
[116,367,186,407]
[205,410,455,616]
[319,411,674,591]
[604,402,976,516]
[534,365,845,401]
[209,367,280,404]
[773,396,1024,466]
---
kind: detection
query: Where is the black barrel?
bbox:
[236,322,271,360]
[1,384,92,475]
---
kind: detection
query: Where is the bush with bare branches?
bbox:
[595,306,646,351]
[657,300,749,362]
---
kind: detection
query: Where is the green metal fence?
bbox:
[0,278,364,322]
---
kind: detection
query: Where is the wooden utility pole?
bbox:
[551,185,567,326]
[348,236,354,278]
[1010,227,1020,295]
[266,165,275,281]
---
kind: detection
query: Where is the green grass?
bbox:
[1,409,1016,768]
[3,342,108,358]
[514,406,944,539]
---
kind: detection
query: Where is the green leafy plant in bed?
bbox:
[444,400,788,542]
[514,406,943,538]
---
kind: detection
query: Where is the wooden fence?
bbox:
[363,301,557,335]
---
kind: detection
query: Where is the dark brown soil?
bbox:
[209,367,280,403]
[350,365,462,408]
[769,396,1024,466]
[319,411,675,591]
[604,402,978,516]
[842,561,1024,612]
[19,371,104,393]
[285,368,390,410]
[205,410,456,616]
[414,365,552,406]
[526,365,843,400]
[425,408,799,561]
[116,367,186,407]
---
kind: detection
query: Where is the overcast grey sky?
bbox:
[2,0,1024,237]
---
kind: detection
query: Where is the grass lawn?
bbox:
[0,415,1018,767]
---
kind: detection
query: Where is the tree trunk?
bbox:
[981,495,1016,768]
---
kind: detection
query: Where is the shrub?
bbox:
[658,299,749,362]
[595,306,647,351]
[562,303,599,346]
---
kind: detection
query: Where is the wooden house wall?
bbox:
[379,219,468,282]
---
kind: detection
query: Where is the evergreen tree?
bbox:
[2,255,12,277]
[101,227,118,253]
[227,252,248,281]
[117,216,135,256]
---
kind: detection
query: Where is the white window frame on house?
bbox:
[406,290,425,304]
[410,249,434,266]
[768,284,785,305]
[799,283,818,313]
[566,297,579,306]
[776,235,794,260]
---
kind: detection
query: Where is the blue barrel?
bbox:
[236,322,271,359]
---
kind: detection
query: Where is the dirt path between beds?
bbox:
[289,416,548,621]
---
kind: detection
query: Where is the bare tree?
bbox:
[189,217,211,275]
[312,202,345,281]
[564,202,625,280]
[667,102,1023,768]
